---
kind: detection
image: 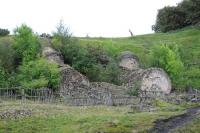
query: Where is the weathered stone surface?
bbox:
[140,68,171,94]
[119,68,171,95]
[59,65,90,98]
[42,46,64,66]
[118,51,139,70]
[90,82,128,96]
[42,46,91,98]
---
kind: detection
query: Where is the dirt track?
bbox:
[148,106,200,133]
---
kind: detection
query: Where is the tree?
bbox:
[153,0,200,33]
[52,20,72,48]
[153,6,187,32]
[178,0,200,25]
[0,28,9,36]
[12,24,41,64]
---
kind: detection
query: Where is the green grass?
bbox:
[0,101,188,133]
[79,28,200,68]
[77,27,200,88]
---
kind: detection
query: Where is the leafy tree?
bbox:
[0,28,9,36]
[12,24,41,64]
[52,20,72,48]
[150,44,185,89]
[178,0,200,25]
[153,6,187,32]
[153,0,200,33]
[17,58,60,90]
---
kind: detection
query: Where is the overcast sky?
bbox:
[0,0,182,37]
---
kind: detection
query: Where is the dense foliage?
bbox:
[52,21,120,84]
[0,40,15,72]
[0,25,60,90]
[0,28,9,36]
[150,44,185,89]
[153,0,200,32]
[13,24,41,64]
[152,6,187,33]
[16,58,60,90]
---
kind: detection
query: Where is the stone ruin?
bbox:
[42,46,172,105]
[118,51,139,71]
[118,51,172,95]
[42,46,91,98]
[42,46,64,66]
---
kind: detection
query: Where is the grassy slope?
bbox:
[79,28,200,68]
[1,28,199,68]
[0,101,195,133]
[79,28,200,88]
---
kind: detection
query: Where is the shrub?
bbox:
[17,58,60,90]
[0,28,9,36]
[150,44,185,89]
[0,67,9,87]
[0,40,15,72]
[52,21,120,84]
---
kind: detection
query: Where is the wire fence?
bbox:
[0,87,199,106]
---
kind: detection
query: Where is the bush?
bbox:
[0,28,9,36]
[52,21,121,84]
[0,68,9,87]
[0,40,15,72]
[12,24,41,64]
[16,58,60,90]
[184,67,200,89]
[150,44,185,89]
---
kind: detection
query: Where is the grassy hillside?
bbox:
[0,27,199,89]
[0,101,197,133]
[79,28,200,88]
[79,28,200,68]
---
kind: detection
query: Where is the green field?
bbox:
[79,27,200,68]
[0,101,199,133]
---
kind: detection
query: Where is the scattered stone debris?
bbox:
[42,46,64,66]
[0,109,32,120]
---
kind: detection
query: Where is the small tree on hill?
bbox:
[0,28,10,36]
[12,24,41,64]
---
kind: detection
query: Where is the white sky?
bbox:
[0,0,182,37]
